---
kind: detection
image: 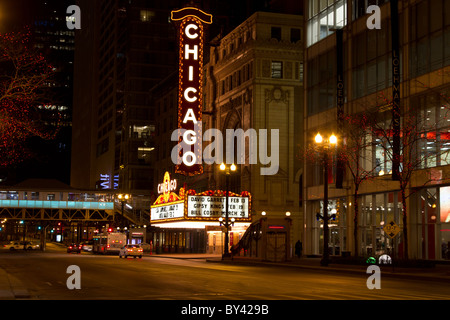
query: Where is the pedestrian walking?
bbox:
[295,240,302,258]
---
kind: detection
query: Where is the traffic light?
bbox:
[107,228,113,232]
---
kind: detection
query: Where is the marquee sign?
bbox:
[151,200,184,222]
[150,183,251,223]
[186,195,249,219]
[171,7,212,176]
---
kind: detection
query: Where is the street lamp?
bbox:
[117,193,131,230]
[314,133,337,266]
[219,162,237,259]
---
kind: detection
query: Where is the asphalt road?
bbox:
[1,246,449,301]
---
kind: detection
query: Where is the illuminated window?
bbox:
[307,0,347,47]
[130,125,155,139]
[138,147,155,164]
[271,61,283,78]
[140,10,155,22]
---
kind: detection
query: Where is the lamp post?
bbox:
[315,133,337,266]
[117,193,131,230]
[219,162,237,259]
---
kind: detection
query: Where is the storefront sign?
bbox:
[391,0,401,181]
[171,7,212,176]
[335,28,344,189]
[99,174,119,190]
[186,195,249,219]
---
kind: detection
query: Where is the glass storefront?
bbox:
[310,198,348,256]
[360,192,402,257]
[307,187,450,260]
[149,228,206,254]
[415,187,450,260]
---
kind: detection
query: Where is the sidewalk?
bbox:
[221,255,450,283]
[0,268,31,300]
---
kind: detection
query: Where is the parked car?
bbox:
[25,241,40,250]
[3,241,39,251]
[3,241,21,251]
[119,245,143,259]
[67,243,82,254]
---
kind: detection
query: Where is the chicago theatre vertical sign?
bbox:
[171,7,212,176]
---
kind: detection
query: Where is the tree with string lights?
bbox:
[338,112,381,257]
[0,28,60,168]
[366,90,450,260]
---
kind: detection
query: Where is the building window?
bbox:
[299,62,304,82]
[140,10,155,22]
[138,147,154,164]
[413,89,450,169]
[96,138,109,157]
[353,0,389,21]
[271,27,282,41]
[271,61,283,78]
[307,0,347,47]
[409,0,450,78]
[291,28,301,43]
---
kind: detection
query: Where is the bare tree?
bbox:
[368,94,450,260]
[0,29,59,167]
[339,112,380,257]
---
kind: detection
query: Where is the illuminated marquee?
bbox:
[171,7,212,176]
[150,174,252,224]
[187,195,250,219]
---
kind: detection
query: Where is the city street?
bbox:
[1,244,449,301]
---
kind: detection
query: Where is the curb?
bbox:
[0,268,31,300]
[206,257,450,283]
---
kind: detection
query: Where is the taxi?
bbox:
[119,244,143,259]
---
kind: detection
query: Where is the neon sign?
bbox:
[99,174,119,190]
[158,172,178,196]
[171,7,212,176]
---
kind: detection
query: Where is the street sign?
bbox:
[384,220,401,239]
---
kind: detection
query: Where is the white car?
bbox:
[119,245,143,259]
[3,241,39,250]
[81,241,93,252]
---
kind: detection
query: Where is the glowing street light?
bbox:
[314,133,338,266]
[117,193,131,230]
[219,163,237,259]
